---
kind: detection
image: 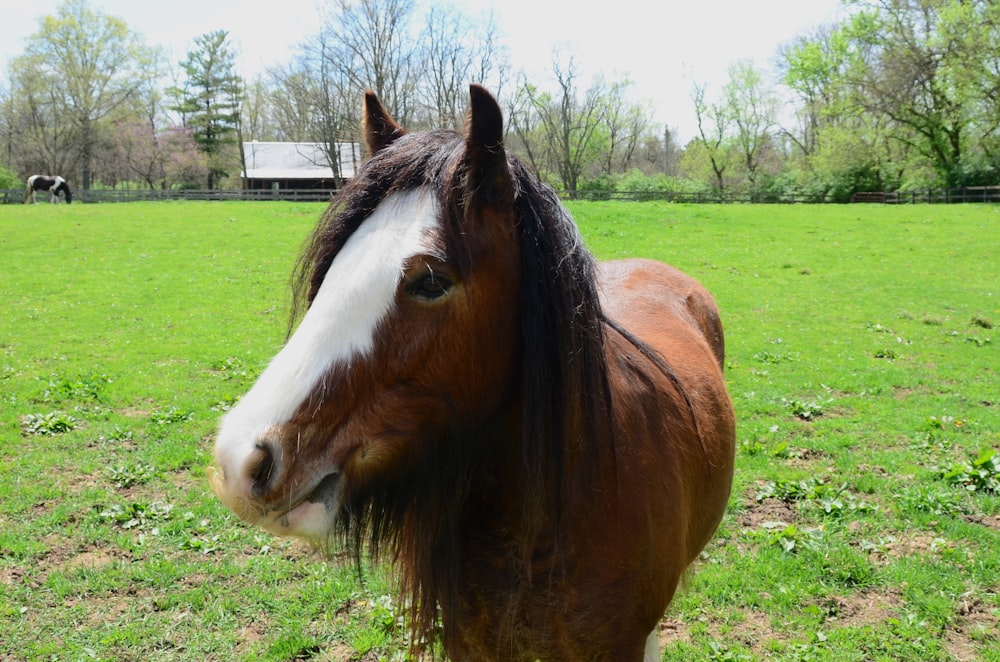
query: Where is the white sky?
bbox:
[0,0,844,141]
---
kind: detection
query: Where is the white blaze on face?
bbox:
[214,188,442,484]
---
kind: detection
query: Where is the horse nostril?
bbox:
[248,444,276,497]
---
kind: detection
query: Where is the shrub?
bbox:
[0,163,20,190]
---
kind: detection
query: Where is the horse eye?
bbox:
[406,272,453,301]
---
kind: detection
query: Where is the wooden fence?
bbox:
[850,187,1000,204]
[3,186,1000,205]
[1,187,337,205]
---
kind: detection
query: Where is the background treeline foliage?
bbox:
[1,0,998,197]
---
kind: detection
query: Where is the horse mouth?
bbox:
[270,472,344,538]
[208,465,343,538]
[298,472,343,511]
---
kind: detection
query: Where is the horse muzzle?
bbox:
[207,460,344,541]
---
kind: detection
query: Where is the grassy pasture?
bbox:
[0,200,997,661]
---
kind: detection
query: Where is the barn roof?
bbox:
[242,141,362,180]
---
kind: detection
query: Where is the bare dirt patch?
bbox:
[859,531,954,566]
[811,590,901,629]
[946,591,999,661]
[658,589,907,656]
[30,537,134,586]
[964,514,1000,531]
[658,609,777,652]
[738,498,798,529]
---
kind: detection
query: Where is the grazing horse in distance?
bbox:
[210,85,735,661]
[24,175,73,204]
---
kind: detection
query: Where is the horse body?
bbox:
[449,259,733,661]
[211,86,734,661]
[24,175,73,204]
[452,314,731,659]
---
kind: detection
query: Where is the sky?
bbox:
[0,0,845,141]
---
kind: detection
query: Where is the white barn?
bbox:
[241,141,362,190]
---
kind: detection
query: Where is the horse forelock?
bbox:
[291,130,469,331]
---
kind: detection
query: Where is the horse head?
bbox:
[211,86,524,545]
[57,177,73,204]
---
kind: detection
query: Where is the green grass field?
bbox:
[1,201,997,661]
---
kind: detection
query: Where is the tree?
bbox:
[780,20,904,195]
[171,30,242,189]
[510,54,606,193]
[779,24,853,158]
[316,0,418,128]
[241,77,272,142]
[594,77,651,176]
[2,54,78,178]
[259,40,361,186]
[782,0,1000,188]
[418,4,509,129]
[160,126,209,188]
[309,31,360,184]
[722,60,780,194]
[7,0,158,189]
[262,62,324,142]
[691,81,732,192]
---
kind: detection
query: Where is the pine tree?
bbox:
[171,30,242,189]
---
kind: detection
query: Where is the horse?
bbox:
[210,85,735,661]
[24,175,73,204]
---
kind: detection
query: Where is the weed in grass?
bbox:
[210,395,240,411]
[21,410,77,435]
[866,322,895,334]
[100,425,134,443]
[707,640,754,661]
[769,441,804,460]
[782,397,828,421]
[938,448,1000,494]
[741,436,806,461]
[179,534,223,554]
[756,477,877,518]
[106,462,157,489]
[740,438,766,457]
[96,501,174,532]
[755,477,831,503]
[963,334,992,347]
[897,486,967,516]
[925,414,968,432]
[745,522,823,554]
[72,403,111,421]
[148,405,194,426]
[42,371,112,402]
[908,433,952,456]
[752,349,797,365]
[210,356,257,381]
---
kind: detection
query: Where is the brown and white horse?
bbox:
[24,175,73,204]
[210,86,735,661]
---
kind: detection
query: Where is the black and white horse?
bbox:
[24,175,73,204]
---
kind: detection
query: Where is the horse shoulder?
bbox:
[597,257,735,549]
[597,258,725,365]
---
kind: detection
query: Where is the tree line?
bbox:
[2,0,998,199]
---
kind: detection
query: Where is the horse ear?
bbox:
[465,84,513,210]
[363,90,406,156]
